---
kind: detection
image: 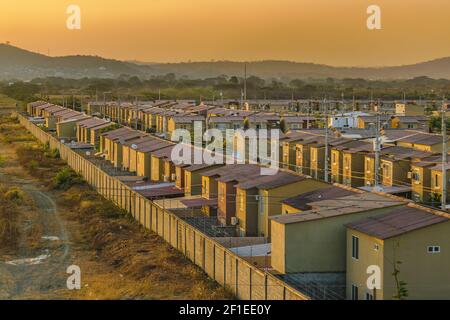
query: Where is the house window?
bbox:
[427,246,441,254]
[239,192,245,209]
[382,163,391,181]
[332,153,337,165]
[366,292,374,300]
[352,235,359,259]
[311,150,317,162]
[351,285,359,300]
[374,243,379,251]
[366,159,371,173]
[344,157,350,169]
[434,174,440,188]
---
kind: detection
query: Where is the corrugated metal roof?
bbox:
[270,193,405,225]
[281,186,359,211]
[346,205,449,239]
[235,171,306,190]
[152,145,175,159]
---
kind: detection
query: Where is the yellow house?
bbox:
[150,145,175,182]
[235,171,329,238]
[32,103,54,117]
[27,101,48,115]
[86,102,104,115]
[331,141,373,187]
[346,204,450,300]
[181,163,223,197]
[208,115,245,132]
[101,128,142,165]
[429,163,450,206]
[309,137,348,181]
[270,192,405,274]
[295,137,319,176]
[167,115,205,138]
[76,118,111,144]
[364,146,434,193]
[42,105,67,128]
[357,115,393,129]
[409,154,442,204]
[395,132,449,153]
[281,185,360,214]
[56,115,90,139]
[281,133,306,171]
[89,123,118,148]
[280,116,317,132]
[391,116,428,130]
[121,136,155,172]
[395,103,424,116]
[136,140,174,179]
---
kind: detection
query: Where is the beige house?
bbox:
[395,103,424,116]
[346,204,450,300]
[27,101,48,115]
[270,192,405,274]
[56,115,90,139]
[331,140,373,187]
[235,171,327,237]
[429,163,450,206]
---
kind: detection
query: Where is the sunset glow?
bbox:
[1,0,450,66]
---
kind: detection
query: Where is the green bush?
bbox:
[28,160,39,170]
[0,155,5,167]
[4,187,25,204]
[44,148,60,159]
[95,201,128,219]
[53,167,84,190]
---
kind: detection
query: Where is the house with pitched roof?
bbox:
[346,204,450,299]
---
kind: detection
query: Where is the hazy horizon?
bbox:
[2,0,450,67]
[6,42,450,70]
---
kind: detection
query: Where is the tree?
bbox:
[391,241,408,300]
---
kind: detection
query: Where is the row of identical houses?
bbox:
[86,100,320,137]
[25,100,450,300]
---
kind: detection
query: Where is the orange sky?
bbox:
[1,0,449,66]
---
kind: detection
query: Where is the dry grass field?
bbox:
[0,114,231,300]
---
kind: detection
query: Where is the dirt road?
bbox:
[0,114,230,300]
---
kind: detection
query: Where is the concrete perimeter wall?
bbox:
[17,113,309,301]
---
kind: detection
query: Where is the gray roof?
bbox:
[346,205,449,239]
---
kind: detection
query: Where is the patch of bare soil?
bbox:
[0,114,231,300]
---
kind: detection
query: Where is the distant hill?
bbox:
[0,44,146,80]
[2,44,450,80]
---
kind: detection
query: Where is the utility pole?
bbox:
[374,110,381,191]
[324,98,329,183]
[135,96,138,130]
[442,99,447,210]
[117,96,121,125]
[243,63,247,102]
